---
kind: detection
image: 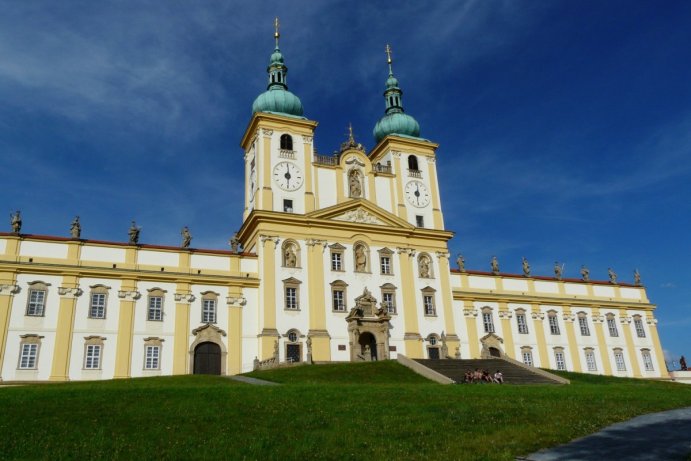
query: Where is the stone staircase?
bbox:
[413,358,567,385]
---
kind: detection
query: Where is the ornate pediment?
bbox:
[346,288,391,321]
[332,208,386,225]
[192,323,227,338]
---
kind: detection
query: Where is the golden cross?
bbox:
[385,44,392,64]
[274,17,280,47]
[348,123,355,143]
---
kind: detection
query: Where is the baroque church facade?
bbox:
[0,27,667,382]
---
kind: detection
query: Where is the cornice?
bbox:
[452,289,655,310]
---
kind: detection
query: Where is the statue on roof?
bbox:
[230,234,241,252]
[70,216,81,239]
[522,257,531,277]
[580,265,590,282]
[554,261,563,280]
[128,221,141,245]
[491,256,499,275]
[181,226,192,248]
[608,267,617,284]
[10,210,21,234]
[456,253,465,272]
[634,269,642,286]
[341,123,364,151]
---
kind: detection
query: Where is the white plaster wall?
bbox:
[72,278,122,333]
[316,168,337,209]
[240,258,258,273]
[503,279,529,292]
[81,245,126,263]
[131,281,177,342]
[508,304,538,359]
[449,272,462,288]
[534,281,559,294]
[593,285,616,298]
[619,287,642,299]
[19,241,68,259]
[0,238,7,254]
[191,254,229,271]
[539,305,571,370]
[188,285,230,331]
[274,239,309,351]
[138,250,179,267]
[10,274,63,331]
[68,332,117,381]
[2,331,56,381]
[374,176,393,213]
[564,283,588,296]
[468,276,495,290]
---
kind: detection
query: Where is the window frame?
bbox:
[613,348,627,372]
[329,243,345,272]
[143,337,164,371]
[25,281,50,317]
[554,348,566,371]
[584,348,597,372]
[378,248,394,275]
[578,313,591,336]
[421,287,437,316]
[548,312,561,335]
[633,316,646,338]
[18,335,43,370]
[380,283,397,315]
[330,280,348,312]
[201,291,219,324]
[147,292,165,321]
[521,347,534,367]
[283,277,301,311]
[481,307,495,334]
[88,284,110,319]
[641,349,654,372]
[516,310,529,334]
[606,313,619,337]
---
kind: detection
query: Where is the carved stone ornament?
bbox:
[302,135,313,144]
[619,316,632,324]
[463,308,479,318]
[58,287,83,298]
[174,293,196,303]
[531,311,545,321]
[333,208,385,225]
[592,315,605,324]
[435,251,450,259]
[227,296,247,307]
[498,310,513,320]
[305,238,327,248]
[0,284,20,295]
[261,129,273,136]
[118,290,142,300]
[345,156,366,167]
[192,323,227,337]
[646,318,658,325]
[259,235,280,245]
[391,150,402,158]
[562,313,575,322]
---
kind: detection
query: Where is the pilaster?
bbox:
[113,281,140,378]
[591,308,613,375]
[398,247,422,357]
[302,135,315,213]
[497,302,515,359]
[260,128,274,210]
[530,306,549,368]
[436,251,459,354]
[49,278,82,381]
[227,292,245,375]
[172,288,194,375]
[646,313,668,378]
[0,278,20,381]
[392,152,407,220]
[561,307,582,372]
[259,235,280,360]
[426,156,444,230]
[619,311,641,377]
[306,238,330,361]
[463,301,480,358]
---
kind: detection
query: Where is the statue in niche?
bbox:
[554,261,563,280]
[128,221,141,245]
[349,169,362,198]
[180,226,192,248]
[284,244,297,267]
[491,256,500,275]
[456,253,465,272]
[634,269,642,286]
[522,257,531,276]
[419,255,431,278]
[608,268,617,284]
[70,216,81,239]
[580,265,590,282]
[229,234,241,252]
[10,210,21,234]
[355,245,367,271]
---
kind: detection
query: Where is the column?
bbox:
[436,252,459,355]
[646,313,668,378]
[113,281,139,379]
[426,157,444,229]
[49,277,82,381]
[462,300,480,358]
[619,312,642,377]
[259,235,280,360]
[302,135,316,212]
[306,239,330,361]
[227,292,245,375]
[392,152,407,219]
[172,288,194,375]
[561,307,582,372]
[530,306,549,368]
[591,308,613,375]
[498,302,515,359]
[0,280,19,381]
[398,248,422,357]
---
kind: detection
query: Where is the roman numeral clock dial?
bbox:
[405,180,430,207]
[273,161,303,191]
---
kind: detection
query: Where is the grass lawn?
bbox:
[1,361,690,460]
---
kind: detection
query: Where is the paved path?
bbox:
[226,375,280,386]
[519,407,691,461]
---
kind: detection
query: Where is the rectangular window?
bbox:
[607,318,619,337]
[578,316,590,336]
[145,345,160,370]
[415,215,424,228]
[26,289,46,316]
[383,292,395,314]
[614,351,626,372]
[380,256,391,275]
[285,287,298,310]
[554,350,566,371]
[332,290,345,312]
[283,199,293,213]
[89,293,107,319]
[634,318,646,338]
[331,252,342,271]
[642,351,654,372]
[19,344,38,369]
[482,312,494,333]
[84,345,101,369]
[585,350,597,372]
[202,299,217,323]
[148,296,163,321]
[522,350,533,367]
[548,315,561,335]
[516,313,529,334]
[423,295,435,316]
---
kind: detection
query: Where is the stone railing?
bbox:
[373,162,392,174]
[314,154,339,166]
[408,169,422,178]
[279,149,296,159]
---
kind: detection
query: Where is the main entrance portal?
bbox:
[358,332,378,361]
[346,288,391,362]
[193,342,221,375]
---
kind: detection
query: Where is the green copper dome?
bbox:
[252,42,304,117]
[373,46,420,143]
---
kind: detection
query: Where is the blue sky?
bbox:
[2,1,690,365]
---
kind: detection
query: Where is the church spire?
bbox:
[383,44,404,114]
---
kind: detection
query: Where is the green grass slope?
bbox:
[0,362,690,460]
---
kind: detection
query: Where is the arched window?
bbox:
[407,155,419,171]
[280,134,293,150]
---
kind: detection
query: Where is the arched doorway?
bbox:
[193,342,221,375]
[489,347,501,358]
[359,332,378,361]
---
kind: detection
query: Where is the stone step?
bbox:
[414,358,562,384]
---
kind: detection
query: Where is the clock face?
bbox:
[273,161,303,191]
[405,180,430,208]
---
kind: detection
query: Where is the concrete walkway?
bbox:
[519,407,691,461]
[226,375,280,386]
